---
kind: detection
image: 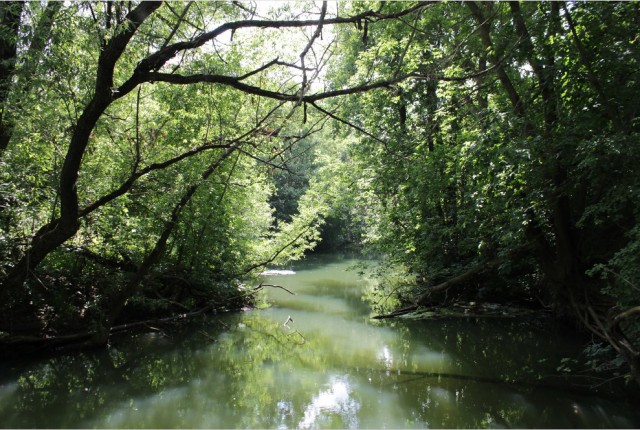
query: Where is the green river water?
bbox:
[0,254,639,428]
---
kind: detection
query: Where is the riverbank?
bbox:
[372,300,640,402]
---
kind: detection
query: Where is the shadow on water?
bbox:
[0,253,639,428]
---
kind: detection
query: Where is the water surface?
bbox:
[0,254,638,428]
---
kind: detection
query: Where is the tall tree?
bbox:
[0,1,432,349]
[332,1,640,384]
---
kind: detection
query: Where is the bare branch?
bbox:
[300,2,327,96]
[78,142,231,218]
[237,57,280,81]
[255,283,297,295]
[98,1,163,94]
[311,101,389,147]
[135,71,412,104]
[394,13,420,79]
[236,147,295,174]
[613,306,640,325]
[63,245,137,272]
[232,1,258,19]
[242,225,315,274]
[161,1,193,49]
[164,2,203,32]
[130,3,430,78]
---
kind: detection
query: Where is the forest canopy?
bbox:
[0,1,639,385]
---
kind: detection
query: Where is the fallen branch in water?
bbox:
[345,365,624,396]
[0,304,217,357]
[373,302,549,320]
[253,282,296,295]
[415,245,533,306]
[198,330,217,342]
[372,263,515,320]
[110,304,213,334]
[371,305,418,319]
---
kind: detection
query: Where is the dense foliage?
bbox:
[0,0,396,352]
[325,1,640,384]
[0,0,638,387]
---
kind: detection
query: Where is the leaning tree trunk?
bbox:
[0,2,162,300]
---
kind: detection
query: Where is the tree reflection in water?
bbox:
[0,256,639,428]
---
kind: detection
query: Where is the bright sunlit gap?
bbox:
[194,1,340,93]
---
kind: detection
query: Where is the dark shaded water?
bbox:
[0,254,638,428]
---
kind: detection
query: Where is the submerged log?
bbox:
[371,305,418,319]
[372,302,548,320]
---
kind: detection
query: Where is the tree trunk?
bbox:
[466,2,531,131]
[103,147,237,340]
[508,1,557,134]
[0,1,162,298]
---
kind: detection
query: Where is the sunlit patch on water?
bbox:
[261,269,296,276]
[429,386,453,406]
[377,345,394,369]
[275,399,294,430]
[298,375,360,429]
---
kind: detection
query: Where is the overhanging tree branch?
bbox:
[311,101,389,147]
[79,99,288,220]
[161,1,192,49]
[130,3,430,78]
[241,225,316,275]
[136,71,413,103]
[1,1,163,295]
[78,141,232,218]
[0,1,430,299]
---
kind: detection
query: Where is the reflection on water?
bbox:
[298,375,360,429]
[0,254,639,428]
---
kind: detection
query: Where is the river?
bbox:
[0,254,638,428]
